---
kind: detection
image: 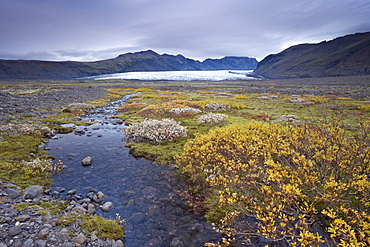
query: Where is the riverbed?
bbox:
[47,95,221,246]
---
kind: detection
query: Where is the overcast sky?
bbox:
[1,0,369,62]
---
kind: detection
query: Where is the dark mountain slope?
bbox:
[253,32,370,79]
[202,56,258,70]
[0,50,257,80]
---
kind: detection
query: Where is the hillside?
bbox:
[252,32,370,79]
[0,50,257,80]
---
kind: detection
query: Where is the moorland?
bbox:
[0,75,369,246]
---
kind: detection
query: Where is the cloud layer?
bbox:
[1,0,369,62]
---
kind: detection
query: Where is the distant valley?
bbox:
[0,50,257,80]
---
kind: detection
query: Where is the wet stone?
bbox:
[81,156,93,166]
[93,191,106,202]
[101,201,114,212]
[130,212,146,224]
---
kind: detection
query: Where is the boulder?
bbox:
[81,156,93,166]
[23,185,43,200]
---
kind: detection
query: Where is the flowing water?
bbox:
[47,95,221,246]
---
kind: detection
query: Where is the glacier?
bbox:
[84,70,255,81]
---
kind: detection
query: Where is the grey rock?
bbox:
[70,206,87,215]
[81,156,93,166]
[8,226,22,236]
[67,189,77,195]
[93,191,106,202]
[114,240,124,247]
[101,201,114,212]
[60,243,74,247]
[15,214,31,222]
[142,186,157,199]
[34,240,47,247]
[74,128,85,134]
[192,223,204,232]
[12,240,23,247]
[115,119,124,124]
[38,227,50,238]
[59,232,71,241]
[5,188,21,199]
[23,185,43,200]
[47,237,58,244]
[23,238,34,247]
[145,238,163,247]
[90,231,98,241]
[130,212,146,224]
[87,203,96,214]
[74,233,87,244]
[51,191,60,199]
[170,237,185,247]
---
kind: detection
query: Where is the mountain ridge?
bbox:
[252,32,370,79]
[0,50,258,80]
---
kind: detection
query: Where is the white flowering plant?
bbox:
[205,102,229,112]
[124,118,188,144]
[169,107,202,115]
[0,123,54,137]
[197,113,228,124]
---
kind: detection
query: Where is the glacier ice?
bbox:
[84,70,255,81]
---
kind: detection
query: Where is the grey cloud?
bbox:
[0,0,369,62]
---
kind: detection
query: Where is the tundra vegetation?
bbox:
[1,82,369,246]
[118,87,370,246]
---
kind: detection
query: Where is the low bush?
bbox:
[358,104,370,112]
[197,113,228,124]
[177,121,370,246]
[124,118,188,144]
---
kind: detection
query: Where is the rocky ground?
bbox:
[0,183,124,247]
[0,85,108,124]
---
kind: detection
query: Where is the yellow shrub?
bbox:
[232,95,249,100]
[134,87,154,92]
[177,122,370,246]
[358,105,370,112]
[303,95,329,104]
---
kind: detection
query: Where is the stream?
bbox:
[46,95,221,246]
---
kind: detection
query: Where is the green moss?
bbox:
[14,202,29,211]
[57,216,79,228]
[80,215,125,240]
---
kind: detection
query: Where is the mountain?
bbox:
[0,50,257,80]
[252,32,370,79]
[203,56,258,70]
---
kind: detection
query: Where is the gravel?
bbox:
[0,85,107,124]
